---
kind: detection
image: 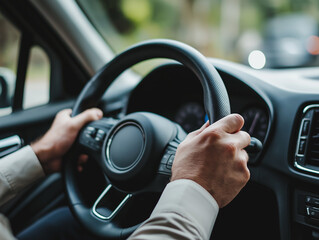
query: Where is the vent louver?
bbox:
[295,105,319,174]
[308,110,319,166]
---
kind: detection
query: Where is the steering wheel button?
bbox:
[85,127,96,137]
[167,155,175,166]
[158,163,171,174]
[96,134,105,139]
[86,126,95,131]
[160,153,170,164]
[97,129,106,135]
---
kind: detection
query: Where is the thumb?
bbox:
[72,108,103,129]
[209,114,244,134]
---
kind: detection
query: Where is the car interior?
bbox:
[0,0,319,239]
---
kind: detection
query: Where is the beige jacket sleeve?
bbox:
[0,146,44,206]
[129,179,219,240]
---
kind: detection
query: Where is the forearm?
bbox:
[129,180,219,240]
[0,146,44,206]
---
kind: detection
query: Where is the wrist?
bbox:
[171,174,222,207]
[31,141,53,174]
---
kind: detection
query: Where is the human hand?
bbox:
[171,114,251,208]
[31,108,103,174]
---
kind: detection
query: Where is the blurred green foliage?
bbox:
[77,0,319,72]
[2,0,317,75]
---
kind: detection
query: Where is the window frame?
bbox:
[0,0,90,116]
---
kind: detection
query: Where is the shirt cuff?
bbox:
[151,179,219,239]
[0,146,44,198]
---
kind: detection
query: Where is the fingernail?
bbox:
[96,110,103,118]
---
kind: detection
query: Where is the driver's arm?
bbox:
[129,114,250,240]
[0,108,102,206]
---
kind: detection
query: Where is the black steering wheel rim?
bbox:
[64,39,231,239]
[71,39,230,122]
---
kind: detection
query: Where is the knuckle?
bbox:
[243,150,249,162]
[241,131,251,143]
[56,109,71,121]
[225,142,237,156]
[237,157,247,170]
[186,131,197,139]
[241,130,249,138]
[236,159,250,183]
[242,167,250,182]
[204,128,222,141]
[87,112,96,121]
[67,121,78,132]
[56,111,64,118]
[83,109,94,118]
[177,141,185,149]
[177,141,187,151]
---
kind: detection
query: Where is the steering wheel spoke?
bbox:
[158,124,185,175]
[78,117,118,155]
[158,142,178,176]
[92,184,132,221]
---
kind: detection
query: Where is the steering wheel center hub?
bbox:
[102,112,177,189]
[106,122,145,170]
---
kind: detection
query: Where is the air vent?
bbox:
[308,110,319,166]
[295,105,319,174]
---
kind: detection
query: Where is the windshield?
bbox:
[77,0,319,70]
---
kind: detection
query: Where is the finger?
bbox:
[78,154,88,164]
[188,121,209,137]
[239,148,249,163]
[57,109,72,118]
[50,109,72,128]
[78,154,88,162]
[211,114,244,134]
[198,121,210,133]
[233,131,251,149]
[72,108,103,128]
[77,155,88,172]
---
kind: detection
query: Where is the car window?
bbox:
[23,46,50,109]
[0,12,51,116]
[77,0,319,70]
[0,11,20,116]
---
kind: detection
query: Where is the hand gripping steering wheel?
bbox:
[64,39,260,239]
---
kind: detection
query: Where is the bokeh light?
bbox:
[248,50,266,69]
[307,35,319,55]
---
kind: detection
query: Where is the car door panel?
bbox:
[0,100,74,232]
[0,100,74,143]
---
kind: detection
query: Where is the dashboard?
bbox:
[126,64,271,164]
[127,64,270,138]
[122,60,319,239]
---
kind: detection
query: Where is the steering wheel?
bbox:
[64,39,232,239]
